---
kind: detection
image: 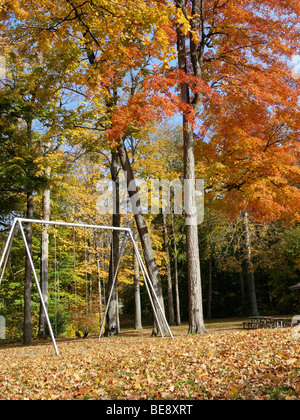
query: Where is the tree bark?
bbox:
[242,211,258,316]
[38,183,51,337]
[171,212,181,326]
[176,0,206,334]
[23,117,34,345]
[106,151,120,334]
[207,258,212,319]
[23,191,33,345]
[117,136,168,336]
[238,251,246,305]
[38,140,51,337]
[163,214,175,325]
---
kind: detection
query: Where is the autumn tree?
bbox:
[1,0,179,336]
[0,37,75,341]
[169,0,300,331]
[197,91,300,224]
[0,54,51,344]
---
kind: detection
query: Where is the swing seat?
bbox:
[104,324,117,337]
[110,325,117,333]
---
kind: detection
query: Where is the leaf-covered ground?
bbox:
[0,325,299,400]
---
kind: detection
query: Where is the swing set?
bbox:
[0,218,173,355]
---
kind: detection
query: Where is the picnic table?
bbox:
[243,316,273,330]
[273,317,291,328]
[243,316,292,330]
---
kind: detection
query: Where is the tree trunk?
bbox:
[171,212,181,326]
[117,136,168,336]
[183,120,206,334]
[23,191,33,345]
[106,151,120,334]
[243,211,258,316]
[238,251,246,305]
[38,184,51,337]
[207,258,212,319]
[176,3,206,334]
[133,231,143,330]
[163,214,175,325]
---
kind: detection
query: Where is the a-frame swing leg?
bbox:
[98,233,128,340]
[129,231,174,340]
[98,230,174,340]
[132,243,164,338]
[18,220,59,356]
[0,219,18,286]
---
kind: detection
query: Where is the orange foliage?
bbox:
[2,0,300,223]
[173,0,300,223]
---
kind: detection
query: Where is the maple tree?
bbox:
[167,0,300,332]
[196,88,300,223]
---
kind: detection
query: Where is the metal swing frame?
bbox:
[0,218,173,355]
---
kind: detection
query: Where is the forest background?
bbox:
[0,0,299,343]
